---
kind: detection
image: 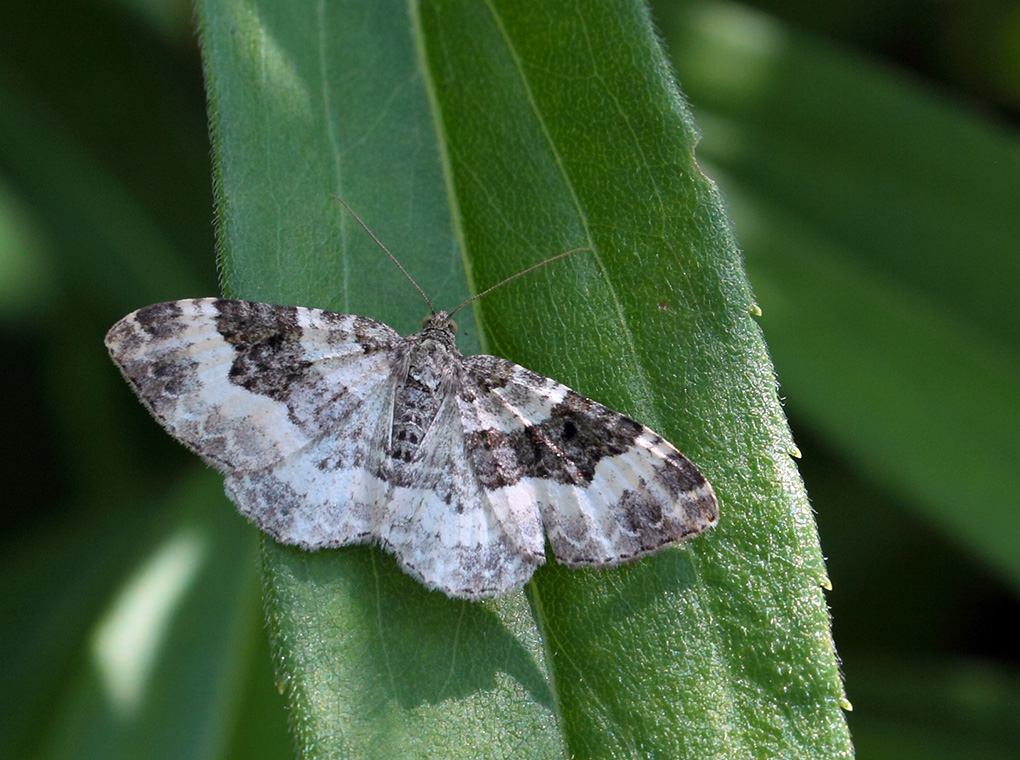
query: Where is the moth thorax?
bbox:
[390,333,458,463]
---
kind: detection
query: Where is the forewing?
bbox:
[462,354,718,567]
[105,298,399,472]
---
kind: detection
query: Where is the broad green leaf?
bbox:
[657,0,1020,588]
[196,0,849,757]
[0,472,270,760]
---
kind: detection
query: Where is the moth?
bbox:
[105,206,717,600]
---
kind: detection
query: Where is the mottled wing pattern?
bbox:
[107,298,717,600]
[371,394,545,599]
[106,299,545,599]
[461,354,718,568]
[104,297,399,482]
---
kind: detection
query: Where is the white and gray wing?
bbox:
[460,354,718,568]
[105,298,400,472]
[365,390,544,600]
[227,384,545,600]
[106,298,404,549]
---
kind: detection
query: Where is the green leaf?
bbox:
[656,0,1020,589]
[0,471,268,760]
[196,0,849,757]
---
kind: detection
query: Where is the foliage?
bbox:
[2,0,1016,758]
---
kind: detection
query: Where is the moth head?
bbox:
[423,311,458,335]
[331,197,587,338]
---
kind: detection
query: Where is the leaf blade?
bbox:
[197,0,850,756]
[658,0,1020,589]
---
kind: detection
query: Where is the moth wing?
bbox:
[221,370,399,553]
[105,298,400,473]
[373,389,545,600]
[462,354,718,568]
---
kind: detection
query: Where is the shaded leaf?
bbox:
[657,0,1020,588]
[198,0,848,757]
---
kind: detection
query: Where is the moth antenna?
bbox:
[448,248,588,318]
[332,195,435,314]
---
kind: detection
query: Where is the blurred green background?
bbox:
[2,0,1017,758]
